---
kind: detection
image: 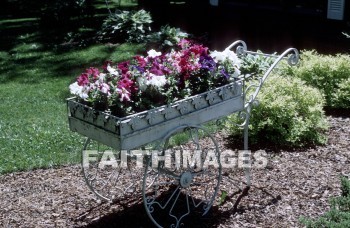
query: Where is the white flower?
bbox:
[69,82,88,99]
[100,83,110,95]
[147,49,162,58]
[137,76,148,91]
[147,74,167,88]
[98,73,106,82]
[224,49,240,65]
[210,50,225,62]
[80,90,89,100]
[69,82,82,95]
[210,49,240,66]
[232,67,241,78]
[69,82,87,99]
[107,64,119,76]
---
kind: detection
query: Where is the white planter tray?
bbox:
[67,80,244,150]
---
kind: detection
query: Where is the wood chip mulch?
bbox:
[1,114,349,228]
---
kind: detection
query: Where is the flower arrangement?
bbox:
[69,39,241,117]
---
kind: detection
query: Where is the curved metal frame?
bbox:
[81,138,141,202]
[225,40,299,187]
[142,125,222,228]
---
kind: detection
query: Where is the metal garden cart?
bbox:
[67,40,299,228]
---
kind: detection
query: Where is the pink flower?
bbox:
[178,39,190,49]
[188,44,208,56]
[118,87,131,102]
[118,77,134,90]
[134,56,147,68]
[77,73,89,86]
[149,61,164,76]
[99,83,110,95]
[86,67,100,80]
[118,61,130,74]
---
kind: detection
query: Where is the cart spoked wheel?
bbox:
[82,138,142,202]
[142,125,222,228]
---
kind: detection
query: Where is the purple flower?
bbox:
[220,69,230,79]
[149,61,164,76]
[137,66,145,73]
[199,55,216,71]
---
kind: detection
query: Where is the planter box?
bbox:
[67,80,244,150]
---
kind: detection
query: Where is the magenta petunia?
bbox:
[149,61,164,76]
[118,76,134,90]
[86,67,100,80]
[134,56,147,68]
[77,73,90,86]
[118,61,130,74]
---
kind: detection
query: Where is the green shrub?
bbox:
[227,74,328,147]
[300,176,350,227]
[239,51,276,76]
[280,50,350,108]
[40,0,94,26]
[98,9,152,43]
[335,77,350,108]
[147,25,189,52]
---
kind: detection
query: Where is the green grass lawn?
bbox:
[0,4,145,174]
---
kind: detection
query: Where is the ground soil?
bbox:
[0,111,349,228]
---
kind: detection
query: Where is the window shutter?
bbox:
[327,0,345,20]
[210,0,219,6]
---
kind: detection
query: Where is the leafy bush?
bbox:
[40,0,94,27]
[227,74,328,147]
[300,176,350,227]
[335,77,350,108]
[239,51,275,76]
[147,25,189,51]
[98,9,152,43]
[280,50,350,108]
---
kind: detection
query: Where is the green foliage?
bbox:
[340,176,350,197]
[227,74,328,147]
[40,0,94,26]
[98,9,153,43]
[300,176,350,227]
[280,50,350,108]
[240,51,276,76]
[147,25,189,51]
[335,77,350,108]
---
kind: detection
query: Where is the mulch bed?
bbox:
[1,113,349,227]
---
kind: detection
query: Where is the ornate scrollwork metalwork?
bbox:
[227,46,300,129]
[225,40,248,57]
[128,116,142,130]
[177,100,192,114]
[142,125,221,228]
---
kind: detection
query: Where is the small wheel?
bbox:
[142,125,222,228]
[81,138,142,202]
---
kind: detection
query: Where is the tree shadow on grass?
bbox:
[0,2,142,84]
